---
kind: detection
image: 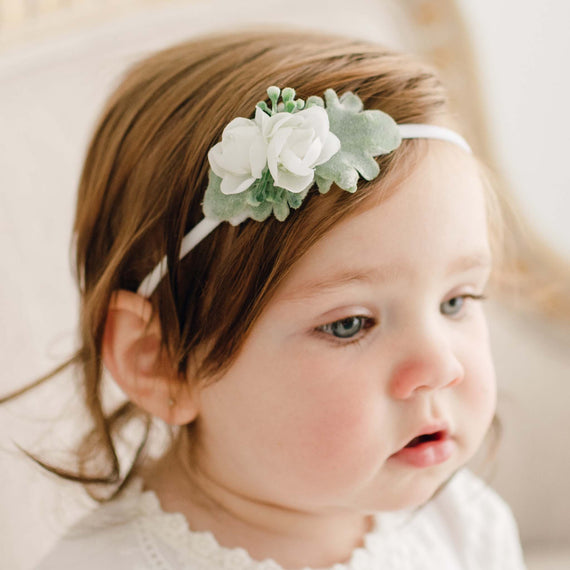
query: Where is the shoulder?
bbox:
[426,468,527,569]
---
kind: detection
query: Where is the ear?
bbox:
[102,290,199,425]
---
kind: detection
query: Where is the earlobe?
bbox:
[102,290,199,425]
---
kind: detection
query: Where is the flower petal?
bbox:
[264,112,295,138]
[302,137,323,167]
[208,144,228,177]
[280,148,314,176]
[275,169,314,193]
[267,142,279,182]
[249,135,267,178]
[287,127,313,157]
[223,130,263,174]
[300,106,330,141]
[315,132,341,165]
[267,128,292,181]
[270,127,293,157]
[220,173,255,195]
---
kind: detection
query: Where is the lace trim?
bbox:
[127,480,404,570]
[120,472,483,570]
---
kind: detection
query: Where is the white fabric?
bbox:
[399,124,472,153]
[35,469,526,570]
[137,218,221,297]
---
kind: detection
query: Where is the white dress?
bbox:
[35,468,526,570]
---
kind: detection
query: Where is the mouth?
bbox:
[390,425,454,468]
[404,429,447,448]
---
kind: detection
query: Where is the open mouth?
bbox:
[404,430,446,448]
[391,427,454,467]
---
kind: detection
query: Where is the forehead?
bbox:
[277,142,491,296]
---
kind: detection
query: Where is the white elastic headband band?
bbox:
[398,124,472,153]
[137,123,471,297]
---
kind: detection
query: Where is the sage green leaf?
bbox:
[203,170,308,224]
[305,95,324,108]
[287,190,306,209]
[273,200,290,221]
[203,170,271,224]
[314,89,402,193]
[314,173,332,194]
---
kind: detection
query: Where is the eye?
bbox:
[441,294,487,317]
[317,316,374,340]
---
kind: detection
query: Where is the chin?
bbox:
[367,466,461,513]
[391,485,444,511]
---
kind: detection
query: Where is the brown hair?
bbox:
[1,29,502,500]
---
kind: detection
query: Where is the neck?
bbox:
[141,433,372,570]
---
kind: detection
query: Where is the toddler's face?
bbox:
[194,143,496,514]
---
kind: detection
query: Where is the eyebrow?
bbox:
[282,252,492,301]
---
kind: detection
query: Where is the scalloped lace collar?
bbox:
[115,478,437,570]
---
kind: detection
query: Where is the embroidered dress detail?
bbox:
[127,471,520,570]
[35,470,526,570]
[133,482,405,570]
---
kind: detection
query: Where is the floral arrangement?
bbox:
[203,86,403,223]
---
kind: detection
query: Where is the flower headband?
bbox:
[138,87,471,297]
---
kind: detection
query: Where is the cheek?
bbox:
[456,338,497,439]
[280,353,388,478]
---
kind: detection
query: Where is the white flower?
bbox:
[258,106,340,193]
[208,113,267,195]
[208,106,340,195]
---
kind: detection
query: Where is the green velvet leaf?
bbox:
[315,89,402,193]
[273,200,290,222]
[305,95,324,108]
[287,190,305,209]
[203,169,308,224]
[203,171,269,223]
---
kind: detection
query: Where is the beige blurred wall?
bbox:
[0,0,195,48]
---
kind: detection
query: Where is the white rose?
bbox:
[208,106,341,196]
[208,112,268,195]
[259,106,341,193]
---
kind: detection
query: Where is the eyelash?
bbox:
[315,294,488,347]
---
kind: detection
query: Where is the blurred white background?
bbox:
[459,0,570,259]
[1,1,569,569]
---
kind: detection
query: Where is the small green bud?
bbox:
[281,87,295,102]
[284,100,296,113]
[256,101,271,114]
[267,86,281,110]
[296,99,305,110]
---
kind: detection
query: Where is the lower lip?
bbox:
[390,438,455,468]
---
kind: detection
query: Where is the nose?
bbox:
[388,331,464,400]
